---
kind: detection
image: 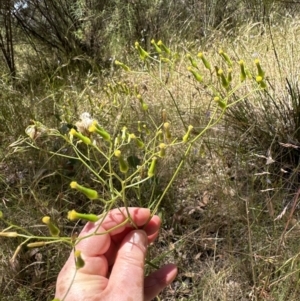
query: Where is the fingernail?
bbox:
[128,230,147,252]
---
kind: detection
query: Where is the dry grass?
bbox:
[2,14,300,301]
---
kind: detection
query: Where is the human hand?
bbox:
[54,207,177,301]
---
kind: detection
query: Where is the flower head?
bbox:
[67,209,99,222]
[70,181,98,200]
[42,216,60,237]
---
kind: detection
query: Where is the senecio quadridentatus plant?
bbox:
[1,40,267,301]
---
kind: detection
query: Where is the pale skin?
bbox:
[55,207,178,301]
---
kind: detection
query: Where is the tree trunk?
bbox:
[0,0,16,78]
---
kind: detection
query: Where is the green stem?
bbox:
[149,105,226,220]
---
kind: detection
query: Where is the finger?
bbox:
[80,207,157,244]
[57,223,110,280]
[104,215,161,266]
[55,246,109,300]
[55,221,111,298]
[104,230,148,300]
[55,225,110,300]
[55,259,109,300]
[143,215,161,242]
[144,264,178,301]
[109,214,161,244]
[75,224,110,256]
[72,207,152,258]
[101,207,151,235]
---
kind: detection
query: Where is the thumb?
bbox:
[106,230,148,299]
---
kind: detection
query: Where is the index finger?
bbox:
[99,207,151,234]
[79,207,151,238]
